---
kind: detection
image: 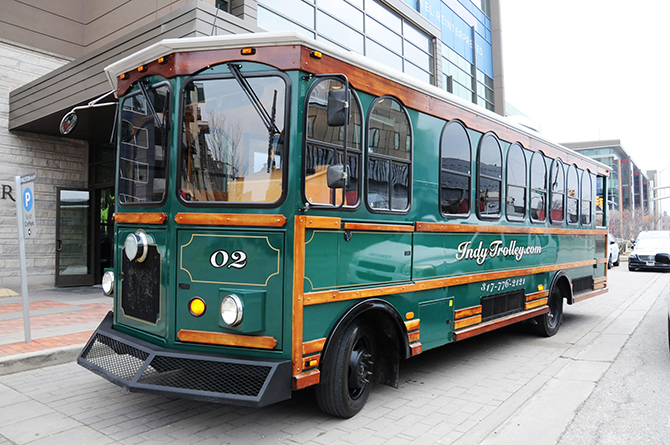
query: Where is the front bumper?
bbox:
[628,257,670,271]
[78,312,291,407]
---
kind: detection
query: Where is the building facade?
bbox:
[562,140,651,239]
[0,0,503,289]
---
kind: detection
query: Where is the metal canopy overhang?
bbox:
[8,1,260,140]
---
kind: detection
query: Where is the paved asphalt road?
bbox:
[1,266,669,444]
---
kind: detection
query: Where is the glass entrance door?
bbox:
[56,188,94,287]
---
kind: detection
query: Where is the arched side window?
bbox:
[530,151,547,223]
[506,143,527,221]
[581,169,593,226]
[303,77,363,208]
[366,96,412,212]
[550,159,565,224]
[477,133,502,218]
[566,164,579,225]
[439,121,471,216]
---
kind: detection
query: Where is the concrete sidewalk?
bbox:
[0,286,112,376]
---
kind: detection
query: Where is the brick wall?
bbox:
[0,40,88,290]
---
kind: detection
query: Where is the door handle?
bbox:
[56,239,63,252]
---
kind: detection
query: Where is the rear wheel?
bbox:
[533,286,563,337]
[607,255,612,269]
[316,321,374,418]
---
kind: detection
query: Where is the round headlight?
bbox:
[221,294,243,326]
[101,270,114,295]
[124,230,149,262]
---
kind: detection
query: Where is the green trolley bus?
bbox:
[78,32,610,418]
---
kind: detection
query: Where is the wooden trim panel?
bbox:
[408,331,420,343]
[177,329,277,350]
[526,290,549,302]
[343,222,414,232]
[593,282,607,290]
[175,213,287,227]
[293,369,320,390]
[302,338,326,355]
[454,306,549,341]
[305,216,341,229]
[455,306,482,319]
[292,216,307,376]
[410,342,423,356]
[304,259,597,306]
[114,212,167,224]
[415,222,607,236]
[593,276,607,284]
[454,315,482,330]
[525,298,548,310]
[404,319,420,331]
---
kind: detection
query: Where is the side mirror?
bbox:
[327,164,348,189]
[59,110,78,135]
[655,253,670,265]
[327,88,349,127]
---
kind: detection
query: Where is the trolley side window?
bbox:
[506,142,527,221]
[566,164,579,225]
[366,96,412,212]
[303,78,362,208]
[440,120,471,217]
[118,82,170,205]
[581,169,592,226]
[530,151,547,223]
[550,158,565,224]
[477,133,502,219]
[180,74,287,204]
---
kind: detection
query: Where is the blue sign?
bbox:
[23,187,33,212]
[418,0,494,78]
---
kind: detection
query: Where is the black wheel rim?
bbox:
[347,330,372,400]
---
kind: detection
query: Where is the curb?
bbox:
[0,344,84,376]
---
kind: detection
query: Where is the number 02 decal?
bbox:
[210,250,248,269]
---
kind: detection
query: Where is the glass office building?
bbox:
[256,0,500,112]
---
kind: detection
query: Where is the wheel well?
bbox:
[320,299,409,389]
[551,271,574,304]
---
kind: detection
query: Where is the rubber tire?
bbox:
[533,286,563,337]
[607,256,612,269]
[315,322,374,418]
[613,257,620,267]
[667,316,670,352]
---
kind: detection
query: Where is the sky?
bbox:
[499,0,670,202]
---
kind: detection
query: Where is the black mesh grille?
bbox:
[81,333,149,380]
[481,290,525,322]
[572,276,594,294]
[121,245,161,323]
[138,356,272,397]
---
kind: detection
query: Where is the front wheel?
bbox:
[315,322,374,418]
[533,286,563,337]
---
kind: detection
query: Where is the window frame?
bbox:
[301,75,363,210]
[118,78,171,208]
[566,164,580,226]
[505,142,527,222]
[529,151,547,224]
[549,158,566,225]
[176,68,291,208]
[364,95,413,214]
[476,132,503,220]
[439,120,472,218]
[580,169,593,227]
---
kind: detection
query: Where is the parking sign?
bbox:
[19,173,36,238]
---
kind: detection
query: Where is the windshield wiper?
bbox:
[138,80,164,129]
[227,63,281,173]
